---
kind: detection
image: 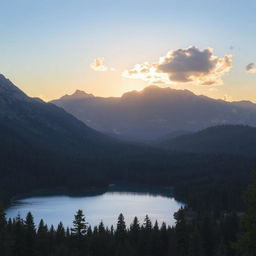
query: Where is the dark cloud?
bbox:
[158,47,216,82]
[123,46,232,86]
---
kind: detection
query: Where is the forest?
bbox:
[1,136,256,256]
[0,147,254,213]
[0,174,256,256]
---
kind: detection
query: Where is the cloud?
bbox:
[123,46,232,86]
[246,62,256,74]
[90,58,108,71]
[122,62,170,85]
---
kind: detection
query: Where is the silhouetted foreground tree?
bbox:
[2,174,256,256]
[71,210,87,238]
[0,208,244,256]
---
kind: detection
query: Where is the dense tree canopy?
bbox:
[0,208,242,256]
[237,173,256,255]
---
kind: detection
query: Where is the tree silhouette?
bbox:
[116,213,126,242]
[24,212,36,256]
[71,209,87,237]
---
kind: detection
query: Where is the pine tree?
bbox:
[56,221,65,243]
[153,220,159,232]
[36,219,49,256]
[152,220,162,256]
[141,215,153,256]
[143,215,152,231]
[13,215,25,256]
[130,216,140,233]
[71,209,87,237]
[98,221,105,234]
[116,213,126,242]
[24,212,36,256]
[37,219,48,238]
[130,216,140,245]
[48,225,55,252]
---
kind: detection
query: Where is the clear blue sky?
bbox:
[0,0,256,101]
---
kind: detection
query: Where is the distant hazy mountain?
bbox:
[158,125,256,156]
[52,86,256,141]
[0,74,134,157]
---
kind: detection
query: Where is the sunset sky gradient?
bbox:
[1,0,256,102]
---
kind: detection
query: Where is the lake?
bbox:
[5,187,184,228]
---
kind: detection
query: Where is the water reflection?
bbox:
[6,188,184,228]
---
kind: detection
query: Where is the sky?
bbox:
[0,0,256,102]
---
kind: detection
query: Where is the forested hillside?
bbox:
[158,125,256,156]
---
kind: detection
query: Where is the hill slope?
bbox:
[159,125,256,156]
[0,74,150,202]
[0,74,133,156]
[52,86,256,141]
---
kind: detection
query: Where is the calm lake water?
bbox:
[6,189,184,228]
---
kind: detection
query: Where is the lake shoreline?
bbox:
[6,185,183,228]
[8,183,175,205]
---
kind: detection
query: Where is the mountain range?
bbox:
[1,73,256,211]
[0,74,144,157]
[52,86,256,141]
[2,74,256,158]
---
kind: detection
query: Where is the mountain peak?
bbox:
[0,74,14,89]
[0,73,28,101]
[122,85,195,99]
[60,90,95,100]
